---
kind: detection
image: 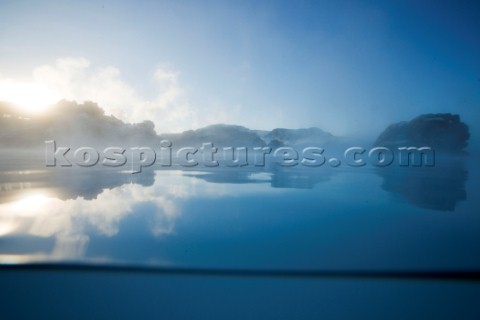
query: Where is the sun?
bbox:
[0,80,59,114]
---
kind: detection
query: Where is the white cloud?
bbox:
[0,57,197,133]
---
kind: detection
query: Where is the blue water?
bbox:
[0,155,479,271]
[1,156,480,319]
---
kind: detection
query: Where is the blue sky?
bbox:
[0,0,479,144]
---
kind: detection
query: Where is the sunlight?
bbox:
[9,193,50,215]
[0,194,50,237]
[0,221,18,237]
[0,80,58,114]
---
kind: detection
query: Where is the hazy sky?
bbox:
[0,0,479,142]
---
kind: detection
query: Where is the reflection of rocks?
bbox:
[0,167,155,203]
[0,162,331,203]
[375,113,470,153]
[184,166,332,189]
[49,168,155,200]
[270,167,331,189]
[183,169,263,185]
[377,158,468,211]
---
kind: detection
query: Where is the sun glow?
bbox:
[9,193,51,214]
[0,80,59,114]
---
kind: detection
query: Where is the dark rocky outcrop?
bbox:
[160,124,267,148]
[1,101,339,151]
[0,100,158,149]
[260,127,334,148]
[374,113,470,152]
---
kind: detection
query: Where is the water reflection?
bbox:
[0,167,154,203]
[0,174,177,263]
[0,158,472,266]
[0,168,285,264]
[376,157,468,211]
[184,166,333,189]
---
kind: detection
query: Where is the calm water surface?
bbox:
[0,156,479,271]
